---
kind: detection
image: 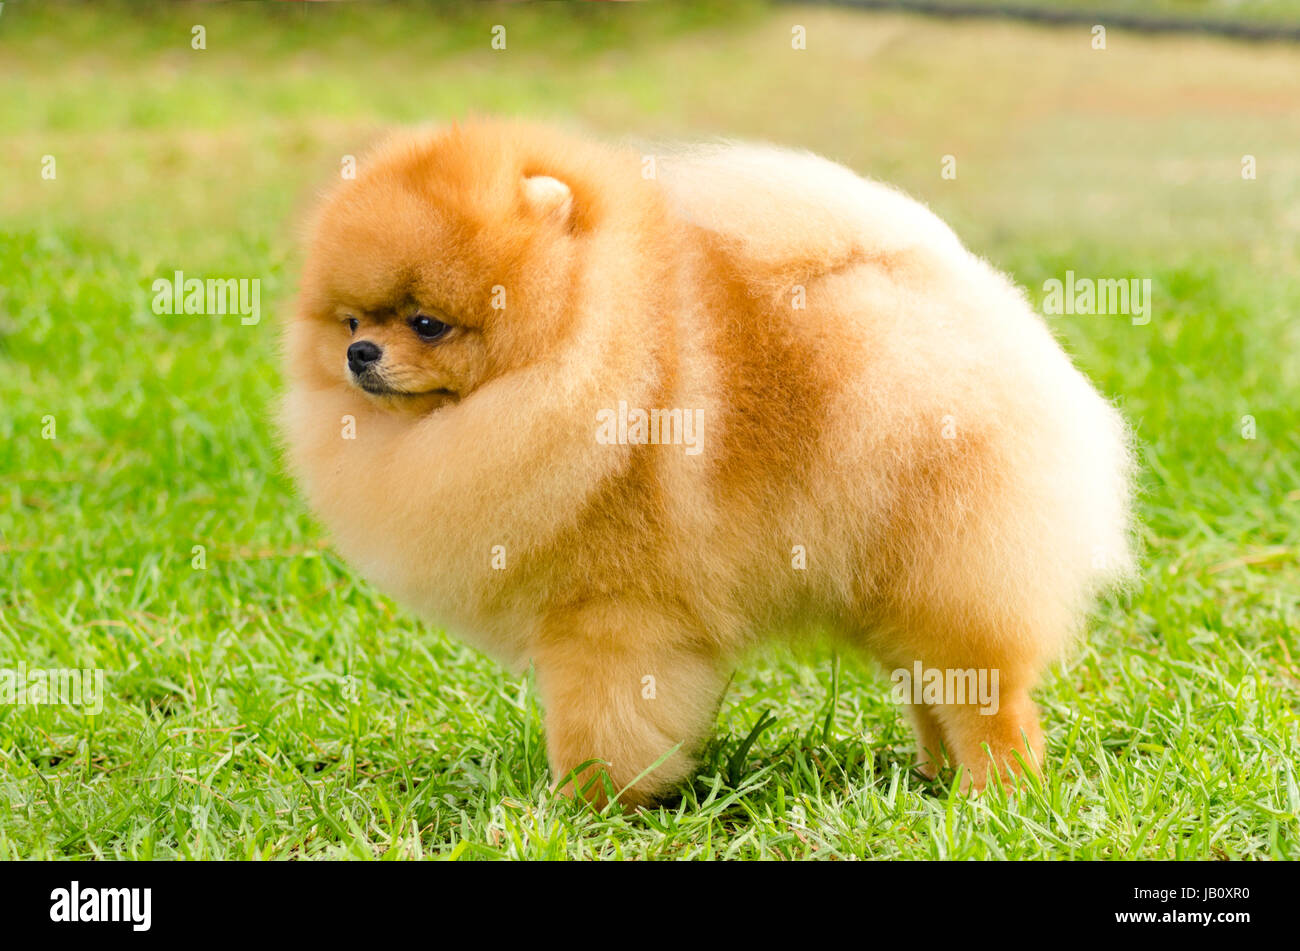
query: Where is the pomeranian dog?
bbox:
[284,119,1133,806]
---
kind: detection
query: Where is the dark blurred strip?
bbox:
[786,0,1300,41]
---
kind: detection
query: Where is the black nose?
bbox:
[347,340,382,374]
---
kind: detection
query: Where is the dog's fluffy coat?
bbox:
[285,120,1133,805]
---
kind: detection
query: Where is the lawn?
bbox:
[1,0,1297,859]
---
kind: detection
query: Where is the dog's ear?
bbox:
[522,175,573,227]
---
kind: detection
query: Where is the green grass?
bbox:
[1,1,1298,859]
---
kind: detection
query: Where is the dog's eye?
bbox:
[345,317,358,334]
[411,315,451,341]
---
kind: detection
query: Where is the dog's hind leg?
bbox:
[930,681,1044,792]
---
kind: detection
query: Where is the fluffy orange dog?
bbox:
[284,120,1133,806]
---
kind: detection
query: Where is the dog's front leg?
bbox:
[533,602,726,808]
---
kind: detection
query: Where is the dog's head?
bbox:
[289,122,605,417]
